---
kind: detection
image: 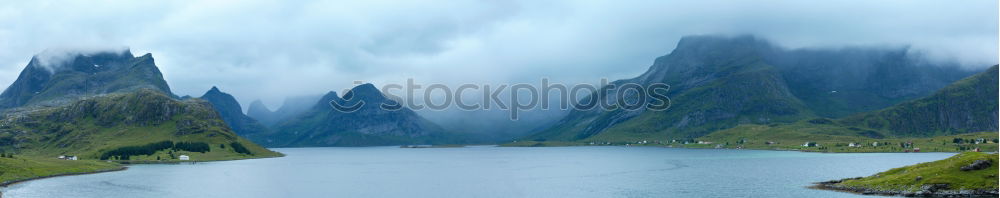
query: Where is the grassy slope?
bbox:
[599,62,812,139]
[0,90,281,162]
[516,66,998,152]
[831,152,998,193]
[839,65,999,137]
[0,156,122,185]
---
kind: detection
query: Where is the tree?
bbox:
[230,142,252,155]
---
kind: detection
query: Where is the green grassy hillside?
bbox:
[0,156,122,186]
[840,65,999,137]
[518,63,997,151]
[0,89,281,162]
[817,152,998,196]
[526,35,980,144]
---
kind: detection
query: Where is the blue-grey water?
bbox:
[2,146,954,198]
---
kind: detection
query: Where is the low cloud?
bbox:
[0,0,996,111]
[31,46,130,73]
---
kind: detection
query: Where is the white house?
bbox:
[179,155,190,161]
[68,156,77,160]
[848,142,858,147]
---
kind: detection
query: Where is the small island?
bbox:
[814,152,998,197]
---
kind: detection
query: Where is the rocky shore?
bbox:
[811,152,999,197]
[813,178,998,197]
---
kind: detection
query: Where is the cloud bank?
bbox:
[0,0,996,111]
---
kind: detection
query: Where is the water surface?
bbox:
[2,146,953,197]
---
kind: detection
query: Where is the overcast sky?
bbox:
[0,0,996,110]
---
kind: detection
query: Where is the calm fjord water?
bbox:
[3,146,951,198]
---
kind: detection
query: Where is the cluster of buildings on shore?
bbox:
[583,137,994,152]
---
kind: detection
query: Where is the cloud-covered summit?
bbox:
[0,0,996,110]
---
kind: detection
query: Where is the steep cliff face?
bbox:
[262,84,461,147]
[528,35,978,142]
[840,65,999,136]
[0,50,173,109]
[200,86,270,136]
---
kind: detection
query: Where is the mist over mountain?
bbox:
[0,50,278,161]
[246,94,322,127]
[251,84,464,147]
[528,35,986,142]
[417,107,567,142]
[0,49,173,110]
[2,1,995,109]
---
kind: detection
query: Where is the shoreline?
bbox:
[810,179,999,197]
[0,153,284,192]
[112,152,286,164]
[499,143,974,154]
[0,166,128,188]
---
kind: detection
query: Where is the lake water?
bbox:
[2,146,953,198]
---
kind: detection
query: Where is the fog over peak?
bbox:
[0,0,996,111]
[30,46,131,73]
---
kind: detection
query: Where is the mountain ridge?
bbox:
[0,49,174,110]
[257,84,464,147]
[200,86,271,136]
[526,35,983,143]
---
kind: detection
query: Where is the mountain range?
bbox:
[527,35,989,143]
[0,50,277,160]
[200,86,271,136]
[251,84,462,147]
[695,64,998,150]
[0,35,993,151]
[246,94,322,127]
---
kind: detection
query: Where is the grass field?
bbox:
[818,152,998,196]
[0,156,122,185]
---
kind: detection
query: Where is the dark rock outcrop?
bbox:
[200,86,270,136]
[960,160,992,171]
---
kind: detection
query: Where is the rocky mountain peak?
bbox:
[199,86,270,136]
[0,49,173,109]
